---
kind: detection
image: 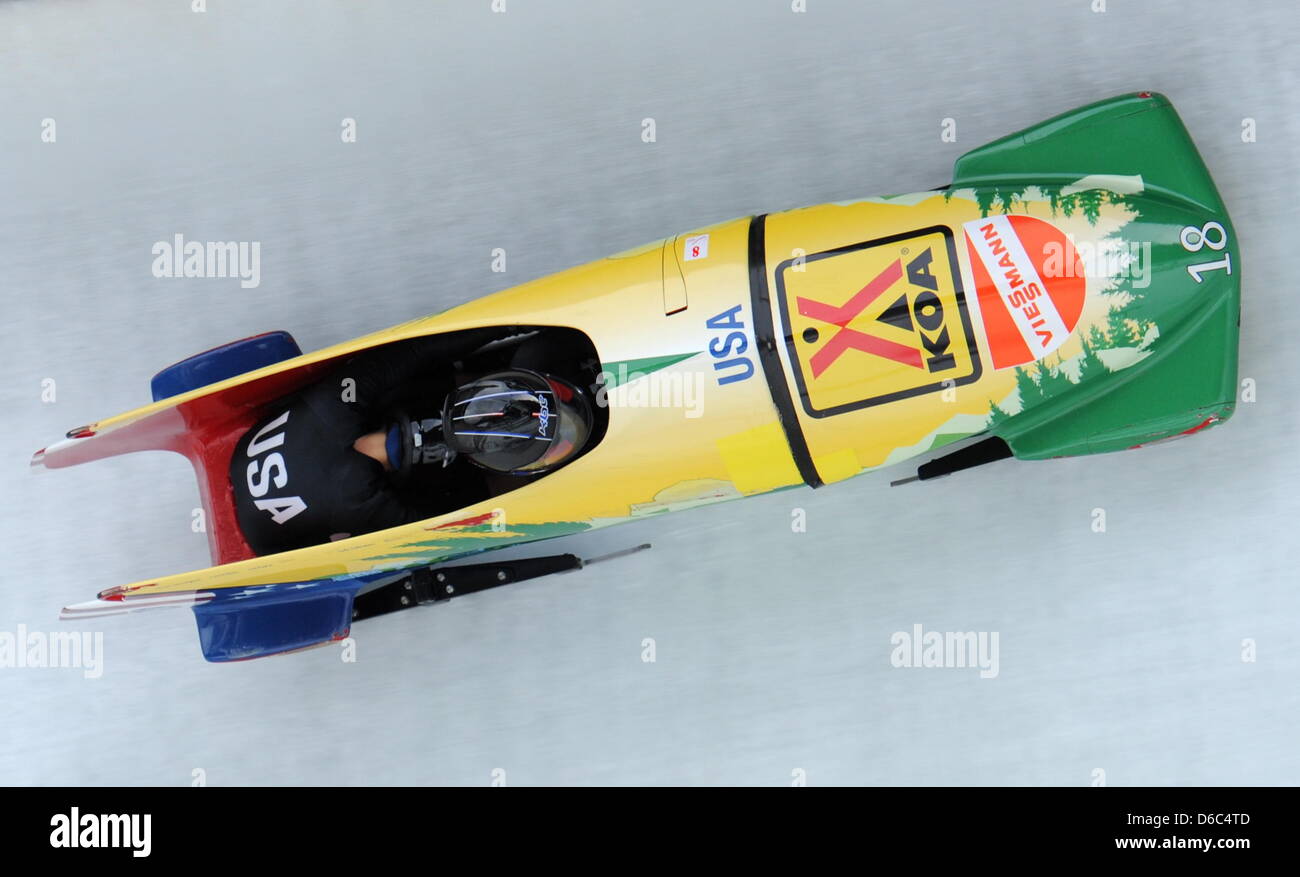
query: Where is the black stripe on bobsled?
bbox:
[747,214,822,489]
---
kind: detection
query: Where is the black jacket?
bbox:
[229,332,490,556]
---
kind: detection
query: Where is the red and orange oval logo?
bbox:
[963,214,1085,370]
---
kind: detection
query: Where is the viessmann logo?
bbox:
[962,214,1085,370]
[776,226,981,416]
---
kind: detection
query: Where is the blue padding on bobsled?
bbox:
[150,330,302,402]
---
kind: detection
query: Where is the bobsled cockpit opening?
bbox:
[229,324,607,558]
[375,324,609,520]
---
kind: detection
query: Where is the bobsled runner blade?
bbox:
[581,543,652,567]
[61,591,215,619]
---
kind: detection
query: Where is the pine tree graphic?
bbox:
[950,183,1159,428]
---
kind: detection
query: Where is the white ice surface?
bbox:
[1,0,1297,785]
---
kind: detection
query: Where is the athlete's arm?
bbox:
[297,330,493,441]
[328,451,436,537]
[352,431,393,470]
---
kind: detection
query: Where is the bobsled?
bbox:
[33,93,1239,661]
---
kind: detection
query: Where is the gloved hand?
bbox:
[388,412,455,479]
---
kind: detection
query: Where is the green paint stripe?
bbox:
[928,431,975,452]
[361,522,593,564]
[600,352,700,388]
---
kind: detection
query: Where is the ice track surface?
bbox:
[1,0,1298,785]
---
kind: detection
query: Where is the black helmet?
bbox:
[442,369,593,474]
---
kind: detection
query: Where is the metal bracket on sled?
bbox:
[350,544,650,623]
[890,437,1013,486]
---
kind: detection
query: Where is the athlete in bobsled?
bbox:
[229,333,596,556]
